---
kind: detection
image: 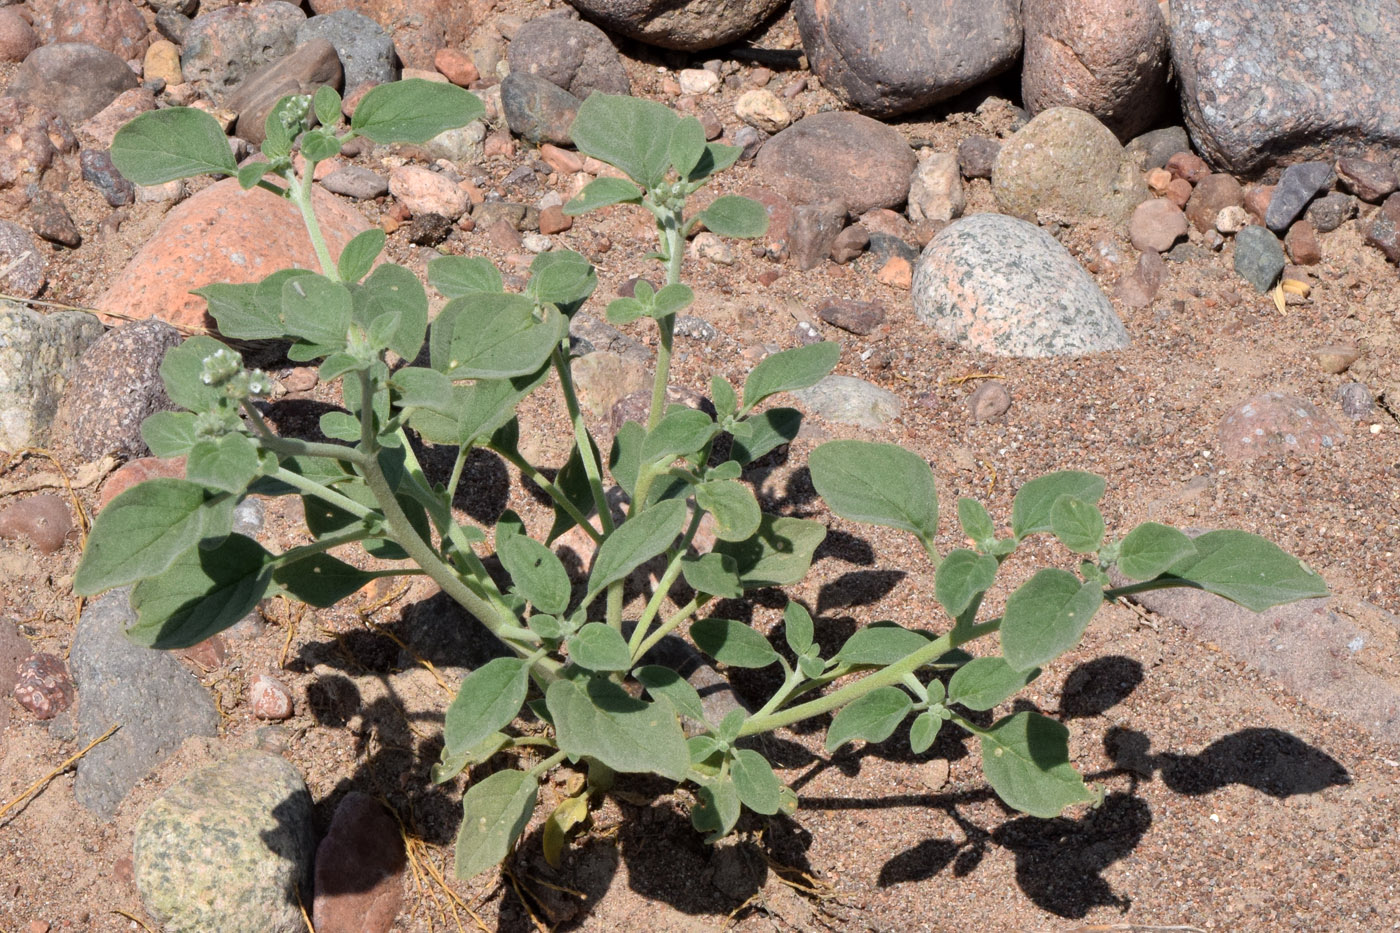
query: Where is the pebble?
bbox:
[134,750,315,932]
[787,199,845,271]
[876,255,913,289]
[1232,225,1286,292]
[80,148,136,207]
[407,212,453,246]
[0,8,39,63]
[1216,391,1341,461]
[1165,151,1210,185]
[27,191,80,248]
[1284,220,1321,265]
[12,654,74,719]
[992,106,1146,224]
[500,71,582,146]
[1164,176,1192,209]
[539,143,583,175]
[297,10,398,93]
[829,224,869,263]
[967,380,1013,421]
[1213,205,1250,235]
[1335,382,1374,419]
[1304,193,1356,233]
[320,165,389,200]
[912,212,1129,358]
[0,221,45,298]
[1335,157,1397,203]
[0,495,74,554]
[1184,173,1245,233]
[521,232,553,253]
[432,47,478,87]
[1129,198,1188,252]
[1243,184,1274,223]
[250,674,295,720]
[817,299,885,335]
[0,303,104,451]
[957,136,1001,179]
[1114,248,1167,308]
[1315,345,1361,375]
[680,68,720,95]
[312,793,407,933]
[1124,126,1189,170]
[1265,161,1336,233]
[735,89,791,133]
[908,151,964,225]
[142,39,182,87]
[80,86,156,149]
[70,589,219,818]
[674,315,717,341]
[538,204,572,235]
[756,111,916,216]
[690,231,735,265]
[792,375,902,429]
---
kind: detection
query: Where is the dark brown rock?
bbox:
[500,71,582,146]
[506,16,630,98]
[829,224,869,263]
[1304,192,1357,233]
[13,654,74,720]
[756,111,916,216]
[787,199,846,272]
[816,298,885,335]
[794,0,1021,117]
[563,0,787,51]
[1284,220,1321,265]
[313,792,406,933]
[226,39,344,145]
[1336,157,1397,203]
[0,221,44,298]
[7,43,138,126]
[1021,0,1169,140]
[1184,173,1245,233]
[0,495,74,553]
[27,191,79,247]
[957,136,1001,179]
[80,148,135,207]
[1364,193,1400,263]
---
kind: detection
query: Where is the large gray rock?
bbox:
[297,10,397,92]
[912,213,1130,357]
[0,302,104,451]
[755,111,916,215]
[564,0,786,51]
[134,749,315,933]
[1021,0,1170,140]
[69,589,219,818]
[1171,0,1400,175]
[794,0,1021,117]
[992,106,1148,224]
[181,1,308,103]
[6,43,138,125]
[500,72,582,147]
[507,16,630,99]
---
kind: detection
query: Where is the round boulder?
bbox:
[912,213,1130,358]
[755,111,916,215]
[563,0,787,51]
[507,15,630,98]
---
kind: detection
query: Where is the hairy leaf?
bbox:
[1000,569,1103,672]
[128,534,275,648]
[1165,530,1328,611]
[444,657,530,757]
[690,618,779,669]
[825,686,912,752]
[454,769,538,880]
[352,79,483,144]
[742,342,840,412]
[1012,471,1105,540]
[979,711,1096,818]
[811,440,939,542]
[110,108,238,184]
[547,678,689,779]
[948,657,1040,711]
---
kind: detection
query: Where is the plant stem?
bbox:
[627,508,703,659]
[632,595,705,661]
[1102,578,1203,601]
[551,347,614,535]
[647,213,686,432]
[284,165,337,279]
[528,750,568,780]
[493,446,601,543]
[266,466,377,521]
[738,619,1001,737]
[244,402,365,464]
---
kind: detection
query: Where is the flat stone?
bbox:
[912,212,1129,358]
[787,199,846,271]
[1129,198,1188,252]
[1021,0,1170,140]
[1315,345,1361,375]
[12,653,74,719]
[1217,390,1341,461]
[1305,192,1357,234]
[0,495,74,554]
[957,136,1001,179]
[1232,225,1286,292]
[0,302,104,451]
[794,0,1021,117]
[1336,157,1397,203]
[312,792,406,933]
[1171,0,1400,174]
[967,380,1013,421]
[829,224,869,263]
[1165,150,1210,184]
[1265,161,1336,233]
[0,221,44,298]
[756,111,916,216]
[792,375,902,430]
[816,299,885,336]
[500,71,581,146]
[320,164,388,200]
[506,16,630,98]
[388,165,469,220]
[181,1,307,103]
[563,0,786,51]
[7,42,138,126]
[296,10,397,93]
[992,106,1147,225]
[1184,173,1245,233]
[97,178,370,332]
[134,750,315,933]
[908,151,964,225]
[1284,220,1321,265]
[226,38,344,145]
[1114,248,1167,308]
[70,589,220,818]
[27,191,80,248]
[1335,382,1374,419]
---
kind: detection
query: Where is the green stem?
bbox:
[243,402,365,465]
[285,165,337,279]
[632,595,706,661]
[1103,578,1204,601]
[627,508,703,659]
[266,466,377,521]
[738,619,1001,737]
[647,213,685,432]
[528,749,568,780]
[493,446,601,543]
[270,526,385,565]
[551,347,614,535]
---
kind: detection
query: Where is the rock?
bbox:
[97,178,370,332]
[471,201,529,231]
[967,380,1013,421]
[181,1,308,103]
[1171,0,1400,174]
[1114,248,1167,308]
[297,10,397,93]
[0,496,74,554]
[500,71,582,146]
[1335,382,1374,419]
[422,120,486,163]
[1217,391,1341,461]
[250,674,295,720]
[506,16,630,99]
[134,750,315,933]
[794,0,1021,117]
[45,0,150,60]
[912,213,1130,358]
[735,89,790,133]
[0,8,39,63]
[320,164,388,200]
[1124,126,1190,170]
[876,255,913,289]
[539,204,572,235]
[154,8,191,45]
[957,136,1001,179]
[312,793,406,933]
[79,86,157,150]
[908,151,964,225]
[793,375,901,429]
[572,351,651,422]
[1364,194,1400,262]
[689,231,733,264]
[0,303,104,451]
[142,39,182,87]
[0,96,78,200]
[756,112,916,216]
[1243,184,1274,223]
[1264,161,1336,233]
[829,224,869,263]
[1129,198,1188,252]
[388,166,469,220]
[817,299,885,336]
[26,191,79,248]
[7,43,138,126]
[1335,157,1397,203]
[992,106,1147,225]
[0,221,44,298]
[1165,150,1210,184]
[787,199,846,271]
[70,589,220,818]
[1232,225,1286,292]
[434,47,478,87]
[1315,345,1361,375]
[12,653,74,719]
[1021,0,1169,140]
[562,0,787,51]
[97,457,187,511]
[679,68,720,96]
[308,0,490,69]
[1214,205,1249,235]
[80,148,135,207]
[1284,220,1321,265]
[1184,173,1245,233]
[226,39,344,145]
[1304,192,1356,234]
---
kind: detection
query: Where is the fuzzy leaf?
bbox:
[562,176,645,214]
[697,195,768,239]
[1165,530,1329,611]
[497,532,571,615]
[352,79,483,144]
[569,93,679,189]
[729,407,801,465]
[979,711,1096,818]
[948,657,1040,711]
[128,533,275,648]
[454,769,538,880]
[1050,494,1106,554]
[567,623,634,672]
[712,513,825,588]
[1115,522,1198,582]
[742,342,840,412]
[584,497,686,602]
[935,549,998,618]
[1000,569,1103,672]
[825,686,912,752]
[635,665,708,725]
[811,440,940,543]
[337,228,385,284]
[428,255,503,297]
[957,498,997,549]
[835,621,935,666]
[1011,471,1106,540]
[690,618,779,669]
[273,553,378,607]
[75,479,222,595]
[444,658,531,757]
[731,748,783,815]
[680,552,743,599]
[546,678,689,779]
[110,108,238,184]
[783,600,814,656]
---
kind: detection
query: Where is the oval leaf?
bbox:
[1000,569,1103,672]
[742,342,841,411]
[909,711,943,755]
[697,194,768,239]
[825,686,912,753]
[497,532,571,615]
[935,549,999,618]
[694,479,760,542]
[979,711,1096,818]
[566,622,634,672]
[783,600,814,656]
[690,618,779,669]
[569,93,679,189]
[428,255,503,298]
[947,657,1041,711]
[634,665,707,725]
[1164,530,1328,611]
[454,769,539,880]
[444,657,530,756]
[110,108,238,185]
[585,497,686,602]
[1116,522,1198,581]
[1049,494,1106,554]
[546,678,689,780]
[810,440,939,542]
[273,553,378,607]
[128,534,275,649]
[352,79,484,144]
[957,497,997,549]
[711,513,825,588]
[731,748,783,815]
[1011,471,1106,540]
[564,175,645,214]
[75,479,217,595]
[834,621,935,666]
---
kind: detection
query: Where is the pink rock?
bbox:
[307,0,490,68]
[1217,391,1342,461]
[48,0,150,60]
[250,674,294,720]
[388,165,469,220]
[97,457,187,511]
[96,178,369,332]
[12,654,74,720]
[1285,220,1322,265]
[1165,150,1211,185]
[0,96,78,196]
[1184,172,1245,233]
[0,8,39,63]
[1128,198,1188,252]
[313,792,406,933]
[432,47,479,87]
[1021,0,1169,139]
[0,495,74,553]
[78,87,157,150]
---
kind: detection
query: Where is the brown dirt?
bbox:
[2,3,1399,932]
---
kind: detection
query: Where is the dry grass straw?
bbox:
[0,723,120,824]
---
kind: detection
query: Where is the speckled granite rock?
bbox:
[912,213,1130,358]
[134,749,315,933]
[0,302,104,451]
[793,375,902,429]
[1171,0,1400,175]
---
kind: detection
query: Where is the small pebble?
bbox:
[1315,345,1361,374]
[14,654,74,720]
[967,380,1012,421]
[691,231,734,265]
[816,298,885,335]
[250,674,294,720]
[1335,382,1374,419]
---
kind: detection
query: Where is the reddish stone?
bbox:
[538,204,572,235]
[876,255,912,289]
[1217,391,1341,461]
[1128,197,1188,252]
[816,298,885,335]
[97,457,186,510]
[307,0,491,69]
[1165,150,1210,184]
[1285,220,1321,265]
[13,654,74,720]
[178,636,228,672]
[49,0,150,60]
[538,143,582,175]
[250,674,294,720]
[1244,184,1275,223]
[313,792,406,933]
[0,495,74,553]
[1184,173,1245,232]
[432,47,478,87]
[0,8,39,63]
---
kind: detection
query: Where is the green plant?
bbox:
[75,87,1329,880]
